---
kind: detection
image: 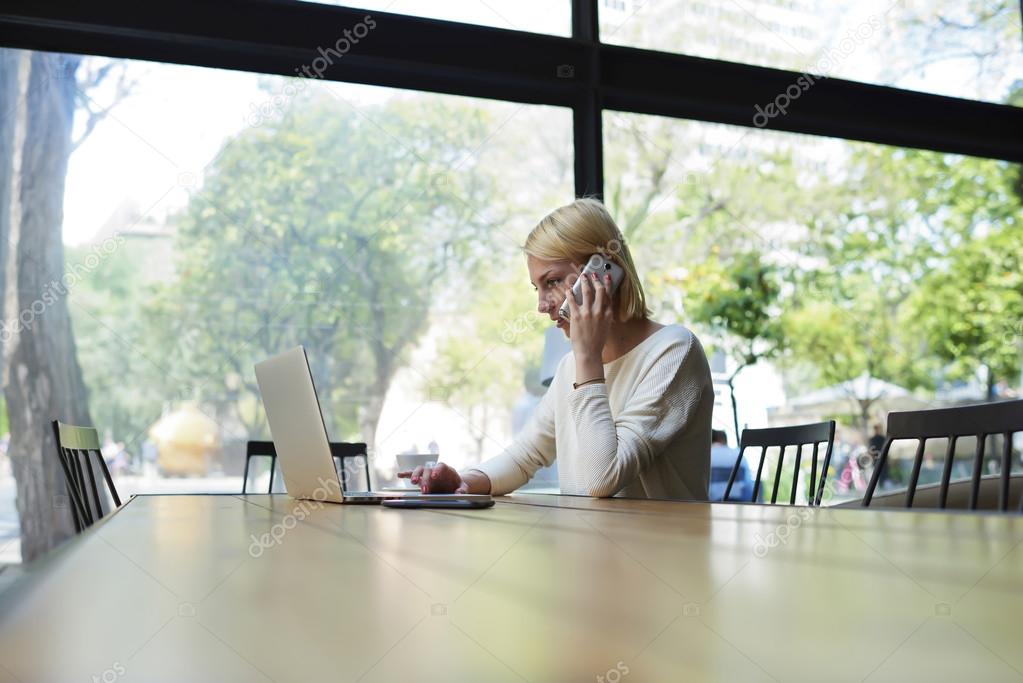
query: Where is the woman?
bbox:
[399,198,714,499]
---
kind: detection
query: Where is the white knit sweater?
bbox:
[474,324,713,499]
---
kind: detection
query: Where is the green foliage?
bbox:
[788,147,1023,393]
[908,225,1023,391]
[67,239,168,443]
[676,250,786,369]
[140,90,499,443]
[610,116,1022,420]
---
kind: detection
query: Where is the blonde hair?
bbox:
[524,197,650,321]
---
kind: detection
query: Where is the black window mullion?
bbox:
[572,0,602,199]
[0,0,1020,163]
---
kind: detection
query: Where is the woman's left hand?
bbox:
[559,269,615,365]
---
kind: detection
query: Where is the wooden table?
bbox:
[0,493,1020,683]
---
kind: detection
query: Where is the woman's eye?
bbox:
[546,278,561,288]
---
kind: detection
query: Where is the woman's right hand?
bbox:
[397,462,469,494]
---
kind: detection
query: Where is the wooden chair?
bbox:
[862,400,1023,512]
[51,420,122,533]
[241,440,370,494]
[724,421,836,506]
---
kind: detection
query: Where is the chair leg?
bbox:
[71,451,94,527]
[770,446,787,504]
[816,438,835,506]
[66,481,83,533]
[969,435,986,511]
[96,454,121,508]
[938,436,958,509]
[789,444,803,505]
[999,432,1011,512]
[808,443,819,506]
[905,440,926,509]
[751,446,767,503]
[723,448,743,501]
[242,454,251,494]
[83,452,106,519]
[862,439,893,507]
[56,448,85,533]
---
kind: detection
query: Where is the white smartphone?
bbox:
[559,254,625,320]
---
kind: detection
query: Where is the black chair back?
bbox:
[862,400,1023,511]
[242,440,370,494]
[724,421,836,506]
[51,420,122,532]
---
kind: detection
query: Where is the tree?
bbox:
[789,145,1022,398]
[3,53,93,561]
[143,90,497,454]
[880,0,1021,102]
[908,226,1023,399]
[0,51,133,561]
[67,237,168,443]
[674,250,787,439]
[0,49,16,362]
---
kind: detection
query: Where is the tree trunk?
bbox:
[5,53,92,563]
[858,399,872,445]
[727,363,746,445]
[0,49,17,357]
[358,390,385,455]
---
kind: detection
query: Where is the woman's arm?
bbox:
[458,468,493,494]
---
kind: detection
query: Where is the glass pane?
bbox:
[304,0,572,36]
[600,0,1023,104]
[604,110,1022,504]
[0,48,572,562]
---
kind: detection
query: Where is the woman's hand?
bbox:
[397,462,469,494]
[559,269,615,370]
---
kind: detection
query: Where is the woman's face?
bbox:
[527,254,579,337]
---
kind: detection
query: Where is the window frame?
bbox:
[0,0,1020,199]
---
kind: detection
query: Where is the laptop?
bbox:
[254,346,492,506]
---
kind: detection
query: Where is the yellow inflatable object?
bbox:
[149,403,220,476]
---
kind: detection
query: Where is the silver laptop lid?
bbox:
[254,346,344,503]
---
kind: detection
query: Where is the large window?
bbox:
[0,1,1019,565]
[0,49,572,562]
[600,0,1023,104]
[604,110,1023,502]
